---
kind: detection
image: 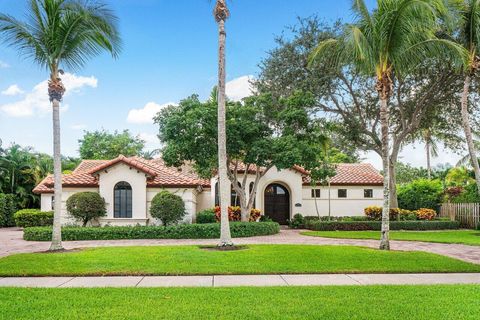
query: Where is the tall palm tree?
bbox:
[453,0,480,195]
[421,129,439,179]
[0,0,121,251]
[214,0,233,246]
[311,0,466,250]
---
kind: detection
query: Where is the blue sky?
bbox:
[0,0,459,168]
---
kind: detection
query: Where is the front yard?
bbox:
[302,230,480,246]
[0,244,479,276]
[1,285,479,320]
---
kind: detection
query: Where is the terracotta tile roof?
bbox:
[33,157,382,194]
[88,155,158,177]
[33,156,210,194]
[302,163,383,186]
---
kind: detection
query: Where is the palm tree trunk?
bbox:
[217,18,233,246]
[461,75,480,195]
[426,139,431,179]
[379,97,390,250]
[49,98,63,251]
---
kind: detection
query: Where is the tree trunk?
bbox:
[379,97,390,250]
[461,75,480,195]
[49,98,63,251]
[217,18,233,246]
[426,139,431,179]
[388,156,398,210]
[388,142,401,210]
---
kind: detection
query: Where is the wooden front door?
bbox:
[264,183,290,225]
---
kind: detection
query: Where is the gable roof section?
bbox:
[88,155,157,177]
[33,156,210,194]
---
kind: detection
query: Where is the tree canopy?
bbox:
[78,129,146,160]
[155,91,338,218]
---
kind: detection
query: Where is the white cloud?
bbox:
[127,101,175,124]
[0,73,97,117]
[362,142,461,171]
[226,75,255,101]
[1,84,24,96]
[139,132,158,144]
[0,60,9,68]
[71,124,87,130]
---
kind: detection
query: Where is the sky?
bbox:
[0,0,463,169]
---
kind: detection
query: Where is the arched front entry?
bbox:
[264,183,290,225]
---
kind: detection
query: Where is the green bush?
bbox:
[451,184,480,203]
[305,220,460,231]
[289,213,305,229]
[14,209,53,228]
[397,179,443,211]
[66,192,106,226]
[196,209,216,224]
[399,209,417,221]
[150,191,186,226]
[23,222,281,241]
[0,194,16,227]
[259,215,273,222]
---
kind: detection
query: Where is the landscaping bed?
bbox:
[23,222,280,241]
[0,245,479,276]
[1,285,480,320]
[302,230,480,246]
[304,220,460,231]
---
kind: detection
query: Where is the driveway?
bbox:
[1,228,479,264]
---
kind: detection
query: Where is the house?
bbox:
[34,155,384,225]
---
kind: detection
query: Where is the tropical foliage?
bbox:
[79,129,146,160]
[0,143,79,209]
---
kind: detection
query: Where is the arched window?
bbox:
[114,181,132,218]
[215,181,220,206]
[214,181,242,207]
[249,182,256,208]
[231,182,241,207]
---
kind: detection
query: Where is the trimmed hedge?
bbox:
[0,194,16,227]
[23,222,280,241]
[305,220,460,231]
[14,209,53,228]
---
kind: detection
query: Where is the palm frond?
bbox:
[0,0,121,74]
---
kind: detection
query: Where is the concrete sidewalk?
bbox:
[0,273,479,288]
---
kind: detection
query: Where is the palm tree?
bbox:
[421,129,439,179]
[0,0,121,251]
[214,0,233,246]
[311,0,466,250]
[452,0,480,195]
[456,132,480,166]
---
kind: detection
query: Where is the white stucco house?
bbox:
[34,155,384,225]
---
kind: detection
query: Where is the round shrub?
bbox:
[14,209,53,227]
[397,179,443,211]
[289,213,305,229]
[196,209,216,224]
[416,208,436,220]
[399,209,417,221]
[66,192,106,226]
[150,191,186,226]
[364,206,399,221]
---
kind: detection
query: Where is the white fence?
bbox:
[439,203,480,229]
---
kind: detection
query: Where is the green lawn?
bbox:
[302,230,480,246]
[0,245,479,276]
[1,285,479,319]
